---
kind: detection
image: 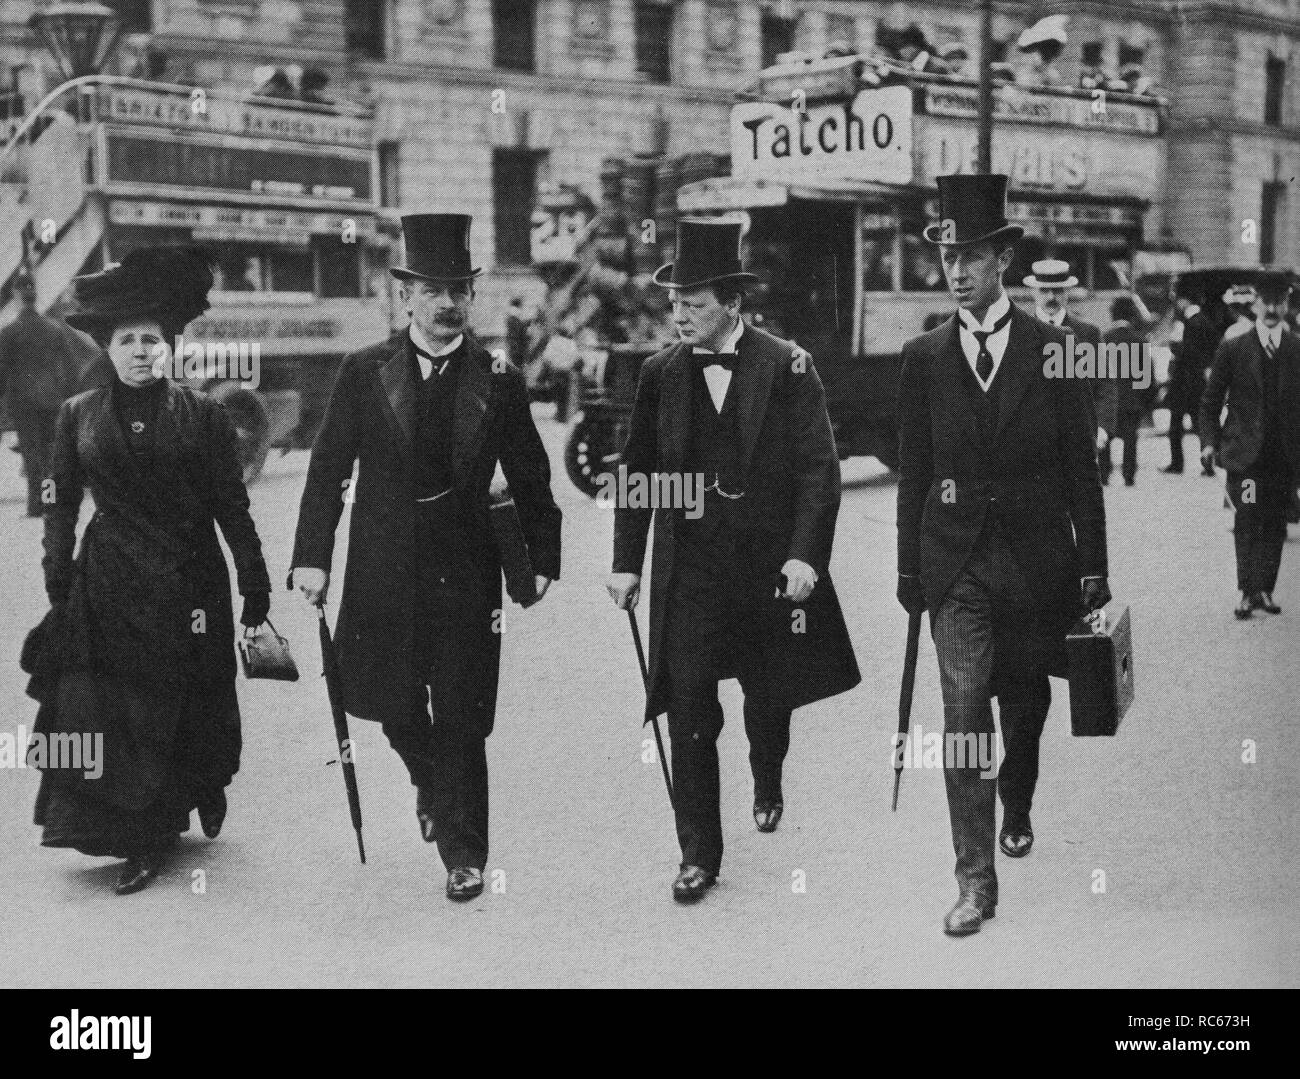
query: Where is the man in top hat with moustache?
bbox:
[607,218,859,903]
[1024,259,1112,481]
[291,214,561,901]
[896,175,1109,935]
[1200,271,1300,619]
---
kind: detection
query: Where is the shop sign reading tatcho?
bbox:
[730,86,912,186]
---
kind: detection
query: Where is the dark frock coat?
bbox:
[1200,328,1300,474]
[33,382,270,855]
[290,334,562,732]
[896,306,1108,681]
[613,325,861,723]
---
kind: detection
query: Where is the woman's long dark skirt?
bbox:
[32,666,241,859]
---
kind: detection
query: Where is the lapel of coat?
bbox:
[733,327,776,480]
[994,305,1041,440]
[1278,329,1300,403]
[451,337,492,488]
[377,336,416,453]
[658,342,694,474]
[92,383,143,486]
[934,315,982,453]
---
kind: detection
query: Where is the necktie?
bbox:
[693,351,737,371]
[971,310,1014,384]
[414,347,450,380]
[1264,337,1277,361]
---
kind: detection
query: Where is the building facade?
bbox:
[0,0,1296,334]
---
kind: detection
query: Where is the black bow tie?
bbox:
[694,351,738,372]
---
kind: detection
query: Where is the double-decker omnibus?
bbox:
[2,77,395,481]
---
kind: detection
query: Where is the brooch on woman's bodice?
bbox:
[130,421,145,434]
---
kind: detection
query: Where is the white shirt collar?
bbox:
[1036,307,1066,327]
[957,292,1014,391]
[693,318,744,355]
[958,291,1012,334]
[410,323,463,358]
[1257,320,1283,351]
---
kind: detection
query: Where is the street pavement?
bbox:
[0,412,1295,988]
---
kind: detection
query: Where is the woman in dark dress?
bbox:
[31,246,272,895]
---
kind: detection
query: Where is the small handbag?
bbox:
[238,620,299,682]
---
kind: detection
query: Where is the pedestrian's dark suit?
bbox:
[1099,320,1150,483]
[1200,326,1300,596]
[0,307,81,516]
[897,305,1107,902]
[1057,313,1110,476]
[1169,309,1221,470]
[292,333,561,871]
[613,324,860,874]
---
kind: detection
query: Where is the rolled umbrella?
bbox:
[892,608,924,812]
[627,607,674,810]
[317,604,366,863]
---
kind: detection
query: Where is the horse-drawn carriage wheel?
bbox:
[564,415,620,498]
[208,382,272,485]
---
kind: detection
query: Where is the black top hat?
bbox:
[390,214,482,282]
[65,245,214,339]
[922,174,1024,247]
[652,219,758,290]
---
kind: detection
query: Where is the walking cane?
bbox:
[627,607,674,810]
[892,607,924,812]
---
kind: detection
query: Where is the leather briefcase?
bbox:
[238,620,299,682]
[489,494,539,608]
[1065,605,1134,736]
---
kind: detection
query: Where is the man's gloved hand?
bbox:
[1200,445,1215,472]
[779,559,817,603]
[240,591,271,628]
[293,567,329,607]
[896,574,925,616]
[1081,576,1111,613]
[1095,427,1109,452]
[606,572,641,611]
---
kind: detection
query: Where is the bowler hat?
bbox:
[1255,269,1295,301]
[390,214,482,282]
[652,219,757,290]
[922,174,1024,248]
[1023,258,1079,289]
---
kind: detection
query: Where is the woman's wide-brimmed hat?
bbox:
[390,213,482,282]
[65,245,214,338]
[922,174,1024,247]
[652,219,758,290]
[1023,258,1079,290]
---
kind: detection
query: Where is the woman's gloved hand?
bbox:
[240,592,271,628]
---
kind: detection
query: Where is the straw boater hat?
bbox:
[1222,284,1258,308]
[1023,258,1079,290]
[922,174,1024,247]
[390,213,482,282]
[1018,15,1068,51]
[652,219,758,290]
[65,245,215,342]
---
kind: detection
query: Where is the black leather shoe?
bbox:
[115,849,164,896]
[753,801,783,833]
[416,788,436,843]
[1159,464,1183,474]
[1235,593,1255,620]
[1123,476,1135,487]
[943,892,996,936]
[999,815,1034,858]
[671,865,717,903]
[1257,593,1282,614]
[197,788,227,839]
[445,867,484,901]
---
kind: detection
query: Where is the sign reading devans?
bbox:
[730,86,913,186]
